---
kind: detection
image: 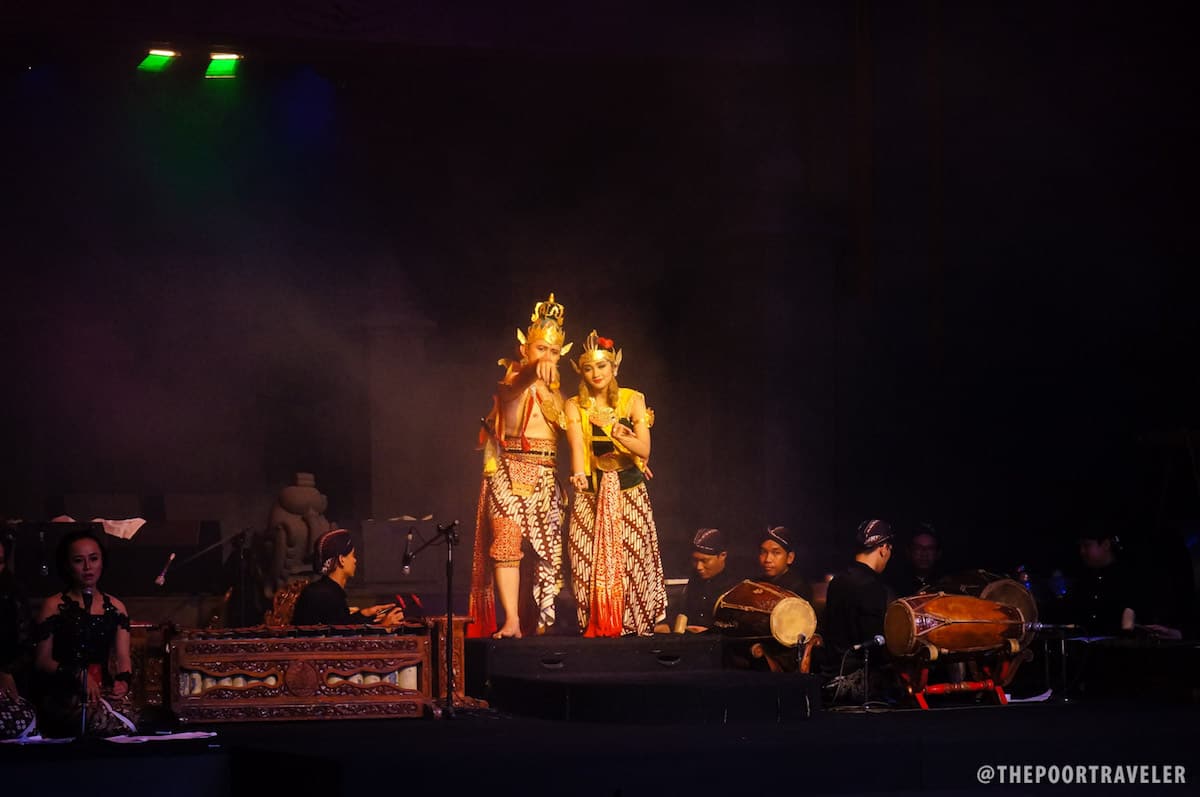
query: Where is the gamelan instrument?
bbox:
[886,572,1038,708]
[924,569,1039,649]
[884,592,1026,659]
[712,579,817,646]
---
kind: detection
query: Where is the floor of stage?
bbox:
[6,697,1197,796]
[6,632,1198,795]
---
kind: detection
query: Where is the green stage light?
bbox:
[205,52,242,79]
[137,49,179,73]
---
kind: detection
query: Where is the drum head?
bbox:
[884,599,917,657]
[769,597,817,646]
[979,578,1038,648]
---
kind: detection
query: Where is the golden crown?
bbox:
[572,329,622,372]
[516,292,571,353]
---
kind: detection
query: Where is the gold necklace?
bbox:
[584,398,616,426]
[535,387,562,424]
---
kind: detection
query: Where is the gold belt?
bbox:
[593,452,635,472]
[500,437,557,469]
[502,436,557,456]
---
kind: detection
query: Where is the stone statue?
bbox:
[262,472,332,599]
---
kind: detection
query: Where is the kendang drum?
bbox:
[885,593,1025,659]
[712,579,817,646]
[927,569,1039,649]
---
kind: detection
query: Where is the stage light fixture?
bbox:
[137,48,179,73]
[205,52,243,79]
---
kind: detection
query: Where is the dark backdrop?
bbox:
[1,1,1197,604]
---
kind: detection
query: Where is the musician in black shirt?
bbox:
[886,522,944,599]
[655,528,741,633]
[293,529,403,626]
[820,519,896,678]
[756,525,813,602]
[1065,529,1183,639]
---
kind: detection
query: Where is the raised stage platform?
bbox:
[468,634,822,723]
[6,632,1199,796]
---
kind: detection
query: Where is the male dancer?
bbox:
[468,294,571,638]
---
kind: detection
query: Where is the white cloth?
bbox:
[105,731,219,744]
[94,518,147,540]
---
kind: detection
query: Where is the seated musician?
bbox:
[718,525,819,672]
[655,528,742,633]
[885,522,944,598]
[1065,527,1182,640]
[1,529,36,738]
[292,529,404,627]
[818,520,897,693]
[756,525,813,602]
[33,528,139,737]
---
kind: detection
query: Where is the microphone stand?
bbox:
[402,519,462,718]
[861,644,871,711]
[76,590,93,740]
[441,521,459,719]
[78,661,90,739]
[1056,632,1072,704]
[164,528,252,626]
[171,528,248,574]
[234,530,249,628]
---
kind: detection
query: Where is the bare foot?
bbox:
[493,625,523,639]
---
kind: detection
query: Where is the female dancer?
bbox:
[565,331,667,636]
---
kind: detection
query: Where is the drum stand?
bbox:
[896,642,1021,710]
[748,632,822,674]
[1037,629,1074,703]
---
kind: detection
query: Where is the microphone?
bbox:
[38,530,49,577]
[850,634,886,652]
[154,552,176,587]
[1025,622,1079,632]
[437,520,460,543]
[81,587,94,611]
[401,530,414,575]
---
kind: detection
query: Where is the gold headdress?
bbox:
[570,329,622,373]
[515,292,572,354]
